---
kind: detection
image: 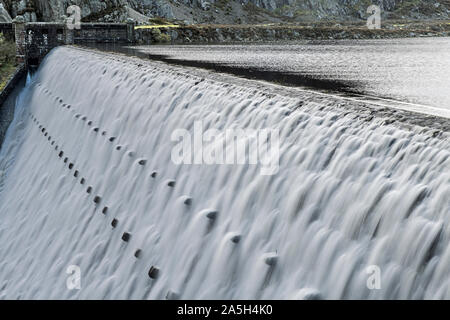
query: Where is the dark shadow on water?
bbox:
[147,54,358,93]
[82,43,360,94]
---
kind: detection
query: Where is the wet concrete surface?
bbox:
[0,76,26,149]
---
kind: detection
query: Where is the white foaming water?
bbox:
[0,47,449,299]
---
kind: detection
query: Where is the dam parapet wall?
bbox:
[0,17,134,65]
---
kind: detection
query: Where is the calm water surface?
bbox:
[133,37,450,111]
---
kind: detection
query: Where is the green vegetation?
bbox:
[213,0,233,15]
[392,0,438,17]
[349,0,373,15]
[151,28,171,43]
[293,9,311,16]
[81,6,119,22]
[273,5,294,16]
[0,33,16,91]
[149,17,172,25]
[214,0,229,11]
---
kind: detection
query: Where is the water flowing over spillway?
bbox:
[0,46,449,299]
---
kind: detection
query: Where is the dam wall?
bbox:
[0,47,449,299]
[0,64,26,106]
[0,64,26,148]
[0,22,14,41]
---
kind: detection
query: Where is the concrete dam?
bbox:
[0,46,449,299]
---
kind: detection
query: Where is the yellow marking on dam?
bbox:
[135,25,180,29]
[135,23,282,30]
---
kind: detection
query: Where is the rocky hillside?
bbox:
[0,0,449,24]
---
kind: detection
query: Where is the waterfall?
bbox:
[0,46,448,299]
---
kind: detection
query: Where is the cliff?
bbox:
[0,0,449,24]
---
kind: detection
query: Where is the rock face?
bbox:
[269,0,450,20]
[1,0,175,22]
[0,0,449,23]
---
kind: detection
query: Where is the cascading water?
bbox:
[0,46,448,299]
